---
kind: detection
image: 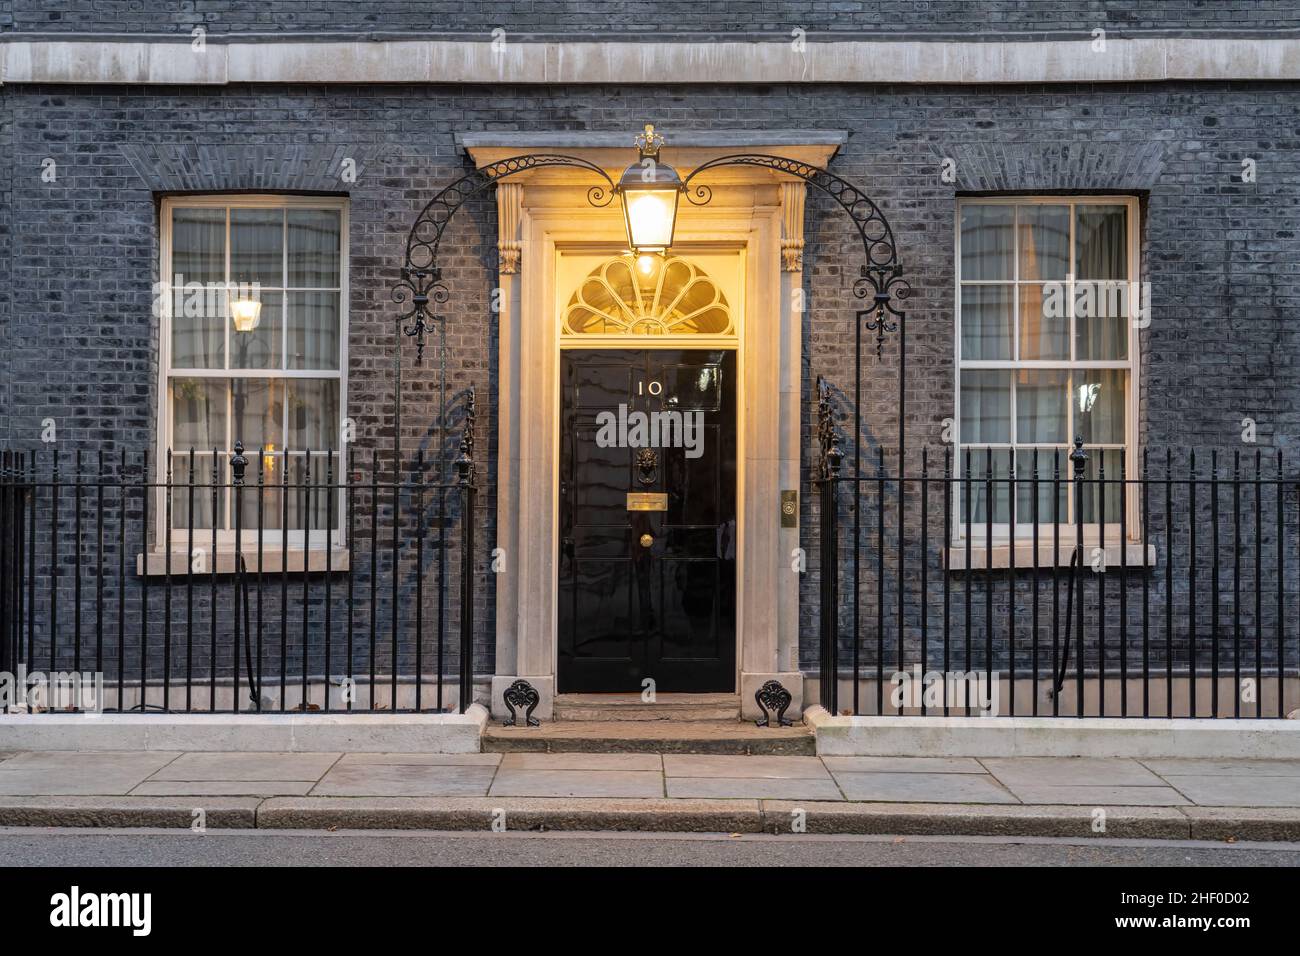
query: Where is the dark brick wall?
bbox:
[5,0,1300,37]
[1,79,1298,701]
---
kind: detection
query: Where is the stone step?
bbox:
[483,719,815,755]
[553,693,741,722]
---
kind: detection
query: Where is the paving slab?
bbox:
[822,756,986,774]
[832,771,1019,804]
[759,800,1191,839]
[663,755,831,779]
[488,769,664,798]
[665,776,843,800]
[147,752,340,781]
[131,780,316,797]
[980,757,1166,787]
[1002,784,1190,806]
[257,796,765,832]
[312,763,496,797]
[1161,774,1300,807]
[0,750,181,773]
[499,753,662,771]
[1141,758,1300,778]
[0,796,260,828]
[332,752,501,767]
[0,751,182,795]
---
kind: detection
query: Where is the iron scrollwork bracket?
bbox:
[754,679,793,728]
[502,678,541,727]
[394,154,616,365]
[681,153,910,360]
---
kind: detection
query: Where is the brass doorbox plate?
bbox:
[627,492,668,511]
[780,490,798,528]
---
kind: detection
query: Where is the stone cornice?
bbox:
[1,36,1299,86]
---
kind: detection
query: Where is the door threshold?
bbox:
[484,718,813,755]
[554,693,741,722]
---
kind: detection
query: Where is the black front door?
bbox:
[559,349,737,693]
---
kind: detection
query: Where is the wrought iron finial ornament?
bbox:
[230,440,248,486]
[1070,435,1089,477]
[455,387,477,486]
[816,377,844,479]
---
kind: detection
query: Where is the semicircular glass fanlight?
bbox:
[563,255,733,336]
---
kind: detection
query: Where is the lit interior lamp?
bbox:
[617,124,682,255]
[229,280,263,333]
[1078,382,1101,413]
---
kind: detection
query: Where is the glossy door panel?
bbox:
[558,349,737,692]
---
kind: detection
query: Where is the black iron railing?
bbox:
[0,425,478,715]
[816,412,1299,719]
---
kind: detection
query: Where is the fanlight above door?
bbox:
[563,255,733,336]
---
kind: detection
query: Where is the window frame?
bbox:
[156,194,349,552]
[953,195,1141,545]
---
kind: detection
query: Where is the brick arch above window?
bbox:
[935,141,1166,193]
[120,143,369,193]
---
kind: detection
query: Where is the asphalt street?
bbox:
[7,828,1300,867]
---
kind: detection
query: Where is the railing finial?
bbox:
[231,440,248,486]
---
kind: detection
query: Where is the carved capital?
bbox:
[780,181,806,273]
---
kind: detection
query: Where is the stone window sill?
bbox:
[136,548,351,577]
[944,542,1156,571]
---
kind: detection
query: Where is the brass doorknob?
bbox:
[639,533,654,548]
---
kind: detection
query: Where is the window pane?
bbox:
[1016,370,1068,444]
[230,208,283,286]
[960,205,1014,280]
[283,452,340,530]
[1074,282,1128,360]
[287,292,340,370]
[1076,369,1126,445]
[960,370,1011,444]
[288,209,341,287]
[1016,204,1069,280]
[170,288,225,368]
[229,291,282,370]
[171,377,227,452]
[231,378,282,458]
[171,208,225,286]
[172,452,223,529]
[1015,448,1068,524]
[961,448,1012,526]
[1075,205,1127,280]
[960,285,1012,360]
[1017,284,1068,360]
[1078,448,1125,525]
[285,379,340,451]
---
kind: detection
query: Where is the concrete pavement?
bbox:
[0,749,1297,839]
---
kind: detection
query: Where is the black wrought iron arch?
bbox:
[682,153,912,358]
[392,153,615,363]
[387,153,616,476]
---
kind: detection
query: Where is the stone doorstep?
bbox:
[483,719,816,755]
[2,797,1299,841]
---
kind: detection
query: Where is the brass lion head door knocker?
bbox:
[636,447,658,486]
